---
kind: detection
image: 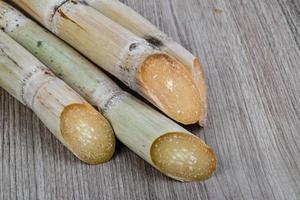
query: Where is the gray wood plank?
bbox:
[0,0,299,199]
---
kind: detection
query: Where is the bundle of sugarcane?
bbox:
[11,0,207,125]
[0,1,217,182]
[0,30,115,165]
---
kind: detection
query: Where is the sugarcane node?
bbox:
[101,91,126,115]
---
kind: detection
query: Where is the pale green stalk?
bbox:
[0,29,115,164]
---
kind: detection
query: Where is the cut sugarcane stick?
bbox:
[11,0,203,125]
[0,2,217,181]
[80,0,208,126]
[0,30,115,165]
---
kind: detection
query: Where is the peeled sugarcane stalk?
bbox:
[11,0,203,125]
[80,0,208,126]
[0,30,115,165]
[0,2,217,181]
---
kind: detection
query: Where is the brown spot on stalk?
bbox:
[213,8,223,16]
[0,48,22,69]
[71,0,78,4]
[44,71,51,75]
[51,0,69,20]
[57,9,86,31]
[144,36,164,47]
[79,0,89,5]
[129,43,137,51]
[37,41,42,47]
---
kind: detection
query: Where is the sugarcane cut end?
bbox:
[60,103,116,164]
[194,58,208,127]
[151,132,217,182]
[138,54,202,125]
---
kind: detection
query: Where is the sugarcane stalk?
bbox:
[81,0,208,126]
[0,30,115,165]
[11,0,203,125]
[0,1,217,182]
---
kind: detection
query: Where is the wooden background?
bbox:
[1,0,299,199]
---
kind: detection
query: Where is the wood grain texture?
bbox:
[0,0,299,199]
